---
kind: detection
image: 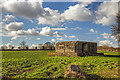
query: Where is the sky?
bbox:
[0,0,119,48]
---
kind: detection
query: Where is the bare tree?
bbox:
[111,13,120,42]
[111,2,120,49]
[20,41,26,47]
[45,42,52,46]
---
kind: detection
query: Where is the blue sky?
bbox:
[0,0,119,48]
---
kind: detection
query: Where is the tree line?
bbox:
[0,41,55,50]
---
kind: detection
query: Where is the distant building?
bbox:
[55,41,97,57]
[18,45,29,50]
[42,42,55,50]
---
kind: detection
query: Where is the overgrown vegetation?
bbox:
[2,50,119,79]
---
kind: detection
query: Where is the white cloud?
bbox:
[111,36,115,40]
[74,0,96,2]
[25,37,32,40]
[90,29,98,33]
[10,31,23,36]
[101,32,118,41]
[10,41,13,43]
[36,38,40,40]
[0,1,2,18]
[3,0,44,19]
[69,35,76,38]
[10,28,39,36]
[11,36,17,40]
[85,29,98,34]
[2,14,15,22]
[2,0,62,26]
[99,32,118,48]
[56,38,63,40]
[30,20,34,23]
[53,31,64,37]
[51,39,56,42]
[64,34,68,38]
[5,14,15,19]
[95,2,118,26]
[62,3,93,21]
[2,25,65,37]
[25,28,39,36]
[71,27,81,30]
[0,30,2,33]
[65,26,68,29]
[90,29,94,32]
[2,0,118,27]
[0,22,6,29]
[10,30,25,36]
[15,30,25,35]
[101,33,111,39]
[96,37,100,39]
[1,22,23,31]
[6,22,23,31]
[99,40,113,47]
[40,26,53,36]
[37,8,63,26]
[111,36,118,41]
[99,39,118,48]
[76,38,79,41]
[51,28,66,30]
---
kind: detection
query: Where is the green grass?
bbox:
[2,50,119,79]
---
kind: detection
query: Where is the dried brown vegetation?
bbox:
[97,45,119,52]
[47,53,56,56]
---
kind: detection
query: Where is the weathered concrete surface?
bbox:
[64,64,86,79]
[55,41,97,57]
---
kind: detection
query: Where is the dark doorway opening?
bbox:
[82,43,87,53]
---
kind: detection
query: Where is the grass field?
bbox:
[2,50,120,79]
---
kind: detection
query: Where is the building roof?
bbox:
[56,41,97,45]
